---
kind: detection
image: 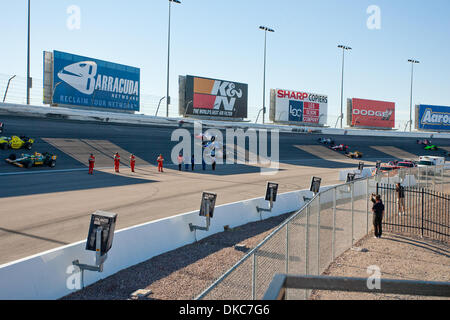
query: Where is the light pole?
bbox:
[259,26,274,124]
[166,0,181,118]
[338,45,352,129]
[408,59,420,132]
[27,0,31,105]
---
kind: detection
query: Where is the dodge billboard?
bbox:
[270,89,328,126]
[182,75,248,119]
[349,98,395,129]
[43,50,140,112]
[416,104,450,132]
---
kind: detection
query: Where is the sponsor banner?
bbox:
[51,50,140,111]
[274,89,327,125]
[417,104,450,131]
[184,75,248,118]
[351,98,395,128]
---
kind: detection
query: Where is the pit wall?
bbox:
[1,102,450,139]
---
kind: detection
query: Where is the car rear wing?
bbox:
[5,158,24,168]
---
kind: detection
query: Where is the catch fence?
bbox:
[196,165,449,300]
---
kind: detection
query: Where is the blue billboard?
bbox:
[51,50,140,111]
[417,104,450,131]
[289,100,303,122]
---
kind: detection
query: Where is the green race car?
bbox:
[5,152,57,169]
[424,145,439,151]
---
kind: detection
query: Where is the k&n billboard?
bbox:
[44,50,140,112]
[270,89,328,126]
[416,104,450,132]
[181,75,248,119]
[348,98,395,129]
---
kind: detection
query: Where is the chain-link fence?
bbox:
[196,165,450,300]
[0,73,171,117]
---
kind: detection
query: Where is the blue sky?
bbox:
[1,0,450,127]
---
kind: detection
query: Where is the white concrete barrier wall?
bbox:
[0,188,320,300]
[339,168,375,181]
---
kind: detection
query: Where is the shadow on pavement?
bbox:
[0,170,156,198]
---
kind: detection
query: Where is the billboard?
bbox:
[349,98,395,129]
[182,75,248,119]
[270,89,328,126]
[416,104,450,132]
[44,50,140,112]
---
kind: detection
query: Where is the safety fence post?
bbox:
[285,223,289,274]
[252,252,257,300]
[366,178,369,235]
[317,195,321,276]
[332,187,336,261]
[351,182,354,246]
[305,205,309,299]
[421,188,425,238]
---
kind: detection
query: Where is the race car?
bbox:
[396,161,417,168]
[0,122,4,134]
[330,144,349,152]
[318,137,335,145]
[5,152,57,169]
[345,151,363,159]
[417,139,432,146]
[379,164,400,176]
[424,144,439,151]
[387,160,399,166]
[0,135,34,150]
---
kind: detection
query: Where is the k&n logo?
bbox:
[211,81,243,111]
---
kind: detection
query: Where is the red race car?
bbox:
[396,161,417,168]
[329,144,349,152]
[417,139,432,146]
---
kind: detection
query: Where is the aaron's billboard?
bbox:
[43,50,140,112]
[416,104,450,132]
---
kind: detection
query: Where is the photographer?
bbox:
[371,194,385,239]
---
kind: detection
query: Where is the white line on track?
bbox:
[0,158,394,177]
[0,167,112,176]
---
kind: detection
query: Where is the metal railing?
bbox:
[196,165,449,300]
[378,183,449,242]
[263,275,450,300]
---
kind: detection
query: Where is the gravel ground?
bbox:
[310,232,450,300]
[63,212,294,300]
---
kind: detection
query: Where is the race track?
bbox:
[0,115,449,264]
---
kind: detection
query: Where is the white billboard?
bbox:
[270,89,328,126]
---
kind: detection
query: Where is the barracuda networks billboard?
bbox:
[43,50,140,112]
[416,104,450,132]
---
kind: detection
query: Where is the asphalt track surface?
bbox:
[0,115,449,265]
